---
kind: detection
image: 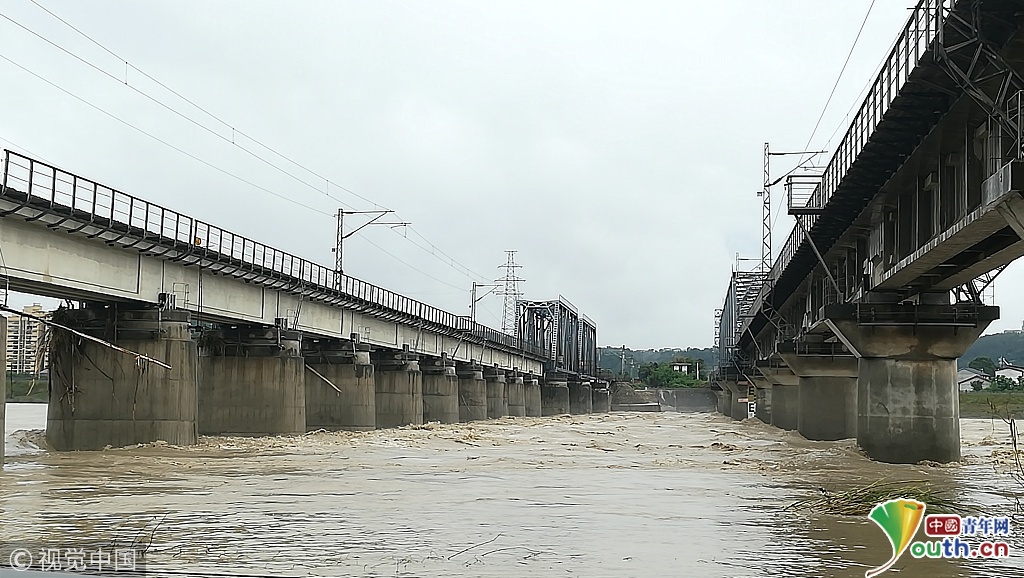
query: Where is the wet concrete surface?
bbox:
[2,403,1023,577]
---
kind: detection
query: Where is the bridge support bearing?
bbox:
[374,351,423,429]
[826,303,998,464]
[777,354,858,441]
[506,375,526,417]
[485,370,507,419]
[456,367,487,422]
[592,388,611,413]
[422,357,459,424]
[48,307,198,451]
[541,380,570,416]
[305,340,375,431]
[523,378,542,417]
[199,327,305,436]
[569,381,592,415]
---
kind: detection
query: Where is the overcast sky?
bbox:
[1,1,1022,349]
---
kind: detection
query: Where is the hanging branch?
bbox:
[306,364,342,393]
[0,304,171,370]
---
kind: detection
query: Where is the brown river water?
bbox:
[2,403,1023,577]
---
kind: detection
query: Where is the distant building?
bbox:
[957,368,990,392]
[996,367,1024,381]
[4,304,51,375]
[670,360,697,374]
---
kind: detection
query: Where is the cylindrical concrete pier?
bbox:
[524,378,542,417]
[798,376,857,441]
[305,343,375,431]
[592,388,610,413]
[770,384,799,431]
[422,360,459,424]
[375,355,423,429]
[507,376,526,417]
[485,371,507,419]
[199,329,306,436]
[541,380,570,416]
[569,381,592,415]
[457,368,487,422]
[858,357,959,463]
[48,307,199,451]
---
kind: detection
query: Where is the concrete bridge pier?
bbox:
[199,325,305,435]
[485,368,507,419]
[720,381,747,420]
[47,305,199,451]
[541,378,570,415]
[592,385,611,413]
[751,376,772,424]
[524,376,542,417]
[778,350,858,441]
[714,387,730,416]
[828,303,998,463]
[304,335,375,431]
[506,373,526,417]
[0,316,5,462]
[422,354,459,424]
[456,363,487,422]
[569,380,592,415]
[374,346,423,428]
[759,367,798,431]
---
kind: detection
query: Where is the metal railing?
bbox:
[0,149,548,358]
[738,0,953,342]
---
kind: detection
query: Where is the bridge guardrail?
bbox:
[0,150,548,358]
[739,0,952,340]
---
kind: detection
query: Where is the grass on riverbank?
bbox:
[5,374,48,403]
[960,391,1024,420]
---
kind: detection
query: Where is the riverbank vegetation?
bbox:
[5,373,48,403]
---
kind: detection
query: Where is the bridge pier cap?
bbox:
[822,303,999,359]
[824,302,998,464]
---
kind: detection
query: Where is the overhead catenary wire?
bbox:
[0,53,333,217]
[767,0,878,247]
[12,1,492,284]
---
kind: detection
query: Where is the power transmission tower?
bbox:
[760,142,771,275]
[495,250,524,335]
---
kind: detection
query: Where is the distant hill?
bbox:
[599,346,714,372]
[961,331,1024,368]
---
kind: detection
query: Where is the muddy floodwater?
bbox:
[2,403,1024,577]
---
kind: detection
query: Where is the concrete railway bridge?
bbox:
[712,0,1024,464]
[0,149,604,462]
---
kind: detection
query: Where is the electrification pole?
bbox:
[332,208,409,288]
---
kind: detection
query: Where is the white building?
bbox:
[4,304,50,375]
